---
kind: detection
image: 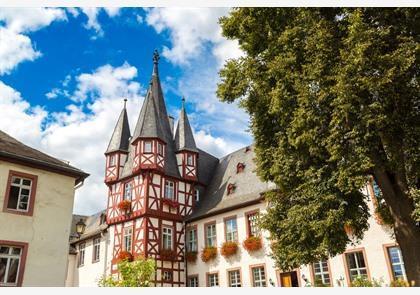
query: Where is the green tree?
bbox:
[217,8,420,284]
[98,256,156,287]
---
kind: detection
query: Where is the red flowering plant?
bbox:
[160,248,176,261]
[201,246,217,263]
[162,198,179,208]
[118,250,133,262]
[243,236,263,252]
[118,199,132,212]
[185,251,198,263]
[221,241,238,257]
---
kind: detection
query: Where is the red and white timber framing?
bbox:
[176,151,198,182]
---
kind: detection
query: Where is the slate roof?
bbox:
[69,210,107,244]
[106,106,131,154]
[187,145,276,221]
[0,130,89,184]
[174,100,198,152]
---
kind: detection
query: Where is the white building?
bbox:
[65,53,406,287]
[0,130,88,286]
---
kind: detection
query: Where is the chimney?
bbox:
[168,115,174,136]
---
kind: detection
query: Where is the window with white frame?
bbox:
[7,176,33,212]
[188,276,198,287]
[194,188,199,202]
[123,182,133,201]
[387,246,406,280]
[345,251,368,281]
[207,273,219,287]
[228,270,241,287]
[144,141,152,153]
[163,270,172,282]
[187,228,197,252]
[92,237,101,262]
[252,266,266,287]
[0,245,23,286]
[162,227,173,250]
[123,227,133,252]
[78,243,85,267]
[225,218,238,242]
[206,223,216,247]
[109,154,116,166]
[187,154,194,166]
[164,180,175,200]
[247,212,260,237]
[312,260,330,286]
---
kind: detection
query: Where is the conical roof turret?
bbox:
[105,99,131,154]
[175,97,198,152]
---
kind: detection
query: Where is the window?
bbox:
[163,270,172,282]
[205,223,216,247]
[345,251,368,282]
[207,273,219,287]
[187,228,197,252]
[245,146,251,153]
[6,174,36,213]
[188,276,198,287]
[236,162,245,173]
[247,212,260,237]
[144,141,152,153]
[225,218,238,242]
[312,260,330,286]
[92,237,101,263]
[109,154,116,167]
[158,143,164,156]
[387,246,406,280]
[0,245,24,286]
[227,183,236,195]
[123,227,133,252]
[194,188,199,202]
[78,243,85,267]
[251,266,267,287]
[123,182,133,201]
[164,180,175,200]
[228,269,241,287]
[187,154,194,166]
[162,227,173,250]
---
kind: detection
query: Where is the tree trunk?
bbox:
[373,167,420,286]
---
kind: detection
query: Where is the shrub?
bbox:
[160,248,176,261]
[117,250,133,262]
[243,236,263,252]
[118,200,131,211]
[185,251,198,263]
[221,241,238,257]
[390,279,413,287]
[350,276,383,287]
[201,246,217,262]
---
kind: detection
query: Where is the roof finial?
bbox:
[123,98,127,109]
[152,49,159,76]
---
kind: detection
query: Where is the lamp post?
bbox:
[76,218,86,238]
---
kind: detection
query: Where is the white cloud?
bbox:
[76,8,121,38]
[194,130,244,158]
[145,8,243,66]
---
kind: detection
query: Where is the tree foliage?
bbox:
[217,8,419,281]
[98,256,156,287]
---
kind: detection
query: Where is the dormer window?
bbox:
[227,183,236,195]
[144,141,152,154]
[109,154,116,167]
[164,180,175,200]
[158,142,164,156]
[236,162,245,173]
[245,146,251,153]
[194,188,199,202]
[187,154,194,166]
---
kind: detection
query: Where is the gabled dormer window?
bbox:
[187,154,194,166]
[227,183,236,195]
[236,162,245,173]
[109,154,116,167]
[245,146,251,153]
[144,141,152,154]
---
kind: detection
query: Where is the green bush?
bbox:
[351,276,383,287]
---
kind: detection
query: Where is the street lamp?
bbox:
[76,218,86,238]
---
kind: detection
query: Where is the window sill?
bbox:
[2,207,33,217]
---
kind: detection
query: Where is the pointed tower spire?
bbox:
[175,96,198,152]
[106,99,131,154]
[152,49,159,76]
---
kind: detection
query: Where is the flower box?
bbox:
[118,250,133,262]
[201,246,217,262]
[118,200,132,212]
[243,236,263,252]
[185,251,198,263]
[162,198,179,208]
[160,248,176,261]
[220,241,238,257]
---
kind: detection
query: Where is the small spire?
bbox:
[152,49,159,76]
[181,96,185,108]
[123,98,127,109]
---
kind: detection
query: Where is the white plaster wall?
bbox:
[65,254,76,287]
[0,161,77,286]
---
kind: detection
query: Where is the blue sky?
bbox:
[0,7,251,214]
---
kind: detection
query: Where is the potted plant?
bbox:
[201,246,217,262]
[118,250,133,262]
[118,199,132,213]
[221,241,238,257]
[185,251,198,263]
[243,236,263,252]
[160,248,176,261]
